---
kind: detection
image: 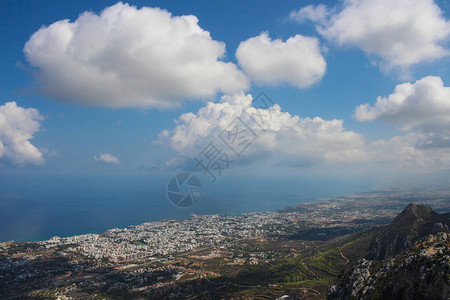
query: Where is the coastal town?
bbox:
[1,185,449,299]
[34,185,450,262]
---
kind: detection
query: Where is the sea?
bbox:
[0,174,376,242]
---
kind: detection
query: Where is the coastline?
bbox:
[5,184,449,246]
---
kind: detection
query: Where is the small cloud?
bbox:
[15,61,27,70]
[289,4,330,25]
[40,148,59,158]
[94,153,120,164]
[236,32,326,88]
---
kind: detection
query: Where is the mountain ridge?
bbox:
[366,203,450,260]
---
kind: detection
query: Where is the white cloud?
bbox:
[289,4,329,24]
[94,153,120,164]
[355,76,450,148]
[0,102,44,165]
[366,134,430,167]
[159,92,366,167]
[365,133,450,170]
[159,91,450,172]
[352,75,450,170]
[293,0,450,71]
[235,33,326,88]
[24,2,248,108]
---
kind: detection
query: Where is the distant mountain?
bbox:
[366,203,450,260]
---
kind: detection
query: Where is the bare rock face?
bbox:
[329,259,373,299]
[328,228,450,300]
[366,203,450,260]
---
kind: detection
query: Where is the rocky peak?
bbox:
[366,203,449,260]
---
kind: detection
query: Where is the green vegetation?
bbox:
[208,229,376,299]
[283,278,332,287]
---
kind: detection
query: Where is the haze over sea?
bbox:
[0,174,379,243]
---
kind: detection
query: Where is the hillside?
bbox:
[328,203,450,300]
[328,231,449,300]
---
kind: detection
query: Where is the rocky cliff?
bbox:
[328,232,449,299]
[328,203,450,300]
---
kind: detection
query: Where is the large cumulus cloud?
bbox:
[158,91,450,172]
[355,76,450,149]
[0,102,44,165]
[158,92,366,167]
[24,2,248,108]
[291,0,450,72]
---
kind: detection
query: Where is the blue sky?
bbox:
[1,0,450,182]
